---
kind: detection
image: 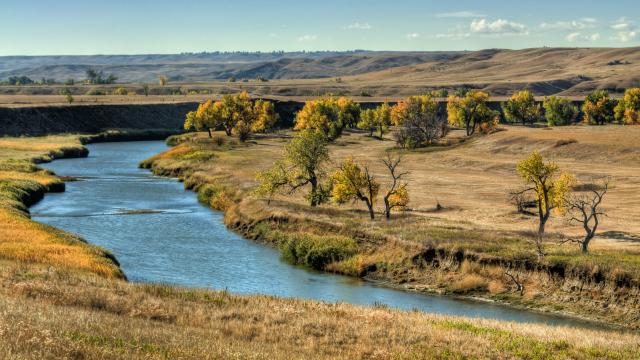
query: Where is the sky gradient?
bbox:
[2,0,639,55]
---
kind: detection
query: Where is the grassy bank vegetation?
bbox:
[0,136,123,278]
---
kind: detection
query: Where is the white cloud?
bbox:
[346,22,372,30]
[540,19,597,30]
[406,33,420,39]
[612,30,638,42]
[436,11,486,18]
[470,19,527,35]
[566,32,602,42]
[611,18,638,42]
[297,34,317,42]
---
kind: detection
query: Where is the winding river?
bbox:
[31,141,598,328]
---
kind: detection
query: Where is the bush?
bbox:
[544,96,578,126]
[279,233,357,270]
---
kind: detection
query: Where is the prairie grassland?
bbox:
[0,259,639,359]
[0,136,123,278]
[142,125,640,327]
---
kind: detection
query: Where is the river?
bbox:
[31,141,598,328]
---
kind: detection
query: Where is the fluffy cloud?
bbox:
[566,32,601,42]
[436,11,486,18]
[470,19,527,35]
[346,22,372,30]
[406,33,420,39]
[611,18,638,42]
[297,35,317,42]
[540,18,597,30]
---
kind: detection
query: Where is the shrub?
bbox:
[279,233,357,270]
[544,96,578,126]
[583,90,615,125]
[178,150,216,162]
[614,88,640,124]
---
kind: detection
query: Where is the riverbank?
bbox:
[2,135,639,358]
[140,127,640,330]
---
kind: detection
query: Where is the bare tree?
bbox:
[381,154,409,220]
[565,181,609,253]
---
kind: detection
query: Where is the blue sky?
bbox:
[2,0,639,55]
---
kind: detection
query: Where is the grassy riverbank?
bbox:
[1,134,639,358]
[141,126,640,329]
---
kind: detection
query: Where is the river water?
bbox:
[31,141,597,328]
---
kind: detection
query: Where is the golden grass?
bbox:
[0,260,638,359]
[0,135,123,279]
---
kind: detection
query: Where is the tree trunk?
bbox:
[207,128,212,138]
[309,176,318,207]
[582,233,594,253]
[384,197,391,220]
[224,126,233,136]
[366,200,375,220]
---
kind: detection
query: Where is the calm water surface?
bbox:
[31,141,599,328]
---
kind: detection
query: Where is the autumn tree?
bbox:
[255,130,330,206]
[516,152,575,256]
[583,90,615,125]
[566,180,609,253]
[502,90,541,125]
[543,96,578,126]
[392,95,448,149]
[382,154,409,219]
[183,93,277,141]
[358,103,391,138]
[447,91,499,136]
[158,75,168,86]
[331,158,379,220]
[614,88,640,124]
[294,97,361,141]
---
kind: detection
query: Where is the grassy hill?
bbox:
[1,48,638,97]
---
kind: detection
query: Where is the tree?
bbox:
[331,158,379,220]
[294,97,361,141]
[183,93,277,140]
[358,103,392,138]
[159,75,168,86]
[392,95,448,149]
[256,130,330,206]
[614,88,640,124]
[358,109,376,137]
[502,90,541,125]
[516,151,575,256]
[544,96,578,126]
[447,91,499,136]
[85,69,117,84]
[382,154,409,220]
[142,84,150,97]
[60,87,74,104]
[583,90,615,125]
[566,180,608,253]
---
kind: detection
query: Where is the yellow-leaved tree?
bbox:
[501,90,541,125]
[331,157,379,220]
[614,88,640,125]
[357,102,392,138]
[183,92,277,141]
[382,154,409,220]
[582,90,615,125]
[447,91,499,136]
[516,151,575,256]
[295,96,361,141]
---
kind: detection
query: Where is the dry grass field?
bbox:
[2,133,640,358]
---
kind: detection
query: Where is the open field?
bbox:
[2,134,639,358]
[141,124,640,328]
